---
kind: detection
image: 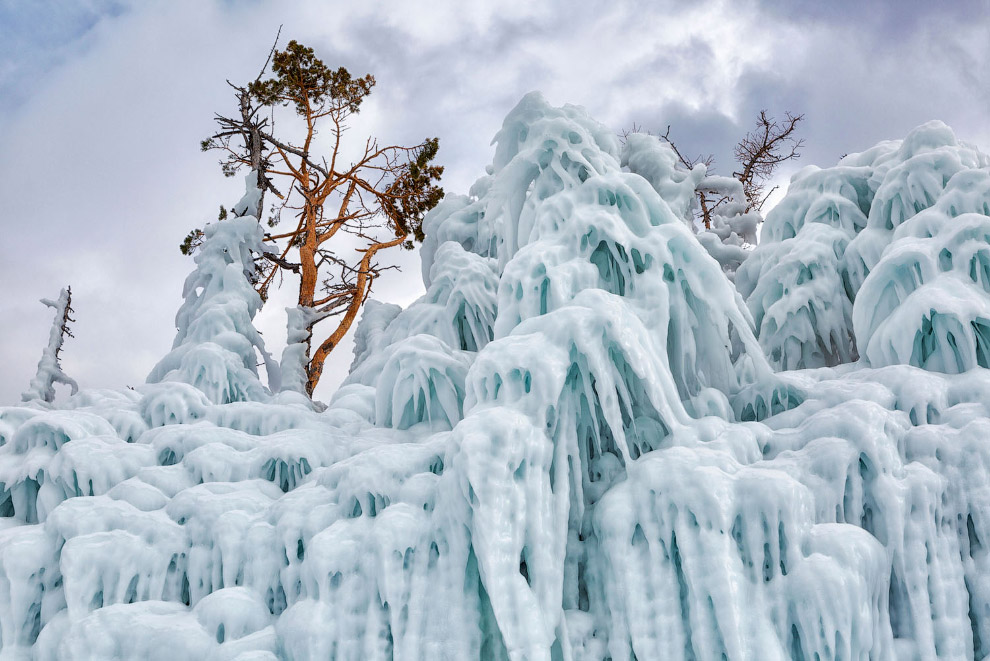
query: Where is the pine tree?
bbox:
[192,38,444,396]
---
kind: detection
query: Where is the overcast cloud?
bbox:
[1,0,988,404]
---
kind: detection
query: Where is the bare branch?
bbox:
[732,111,804,211]
[628,110,803,228]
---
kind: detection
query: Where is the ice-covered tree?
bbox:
[21,287,78,404]
[625,111,803,277]
[195,39,444,396]
[148,177,279,404]
[651,111,804,229]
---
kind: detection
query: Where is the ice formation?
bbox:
[738,121,990,372]
[21,288,78,404]
[622,133,759,279]
[147,179,280,403]
[2,94,990,660]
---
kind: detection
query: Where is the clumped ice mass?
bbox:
[2,93,990,660]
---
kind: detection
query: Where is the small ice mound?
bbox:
[0,411,129,523]
[169,343,269,405]
[61,529,178,618]
[54,389,148,443]
[327,384,377,424]
[311,438,447,521]
[193,587,272,643]
[106,478,170,512]
[146,422,259,467]
[138,382,211,428]
[6,410,117,455]
[34,601,217,660]
[0,407,41,448]
[163,480,282,607]
[38,435,156,519]
[372,335,471,431]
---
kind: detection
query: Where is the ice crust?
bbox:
[2,95,990,659]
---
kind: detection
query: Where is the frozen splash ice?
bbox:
[739,121,990,373]
[1,96,990,660]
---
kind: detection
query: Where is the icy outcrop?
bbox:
[739,121,990,371]
[2,97,990,660]
[854,170,990,371]
[845,123,989,291]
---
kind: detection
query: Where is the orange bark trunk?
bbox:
[304,230,407,395]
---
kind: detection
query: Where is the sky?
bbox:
[1,0,988,404]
